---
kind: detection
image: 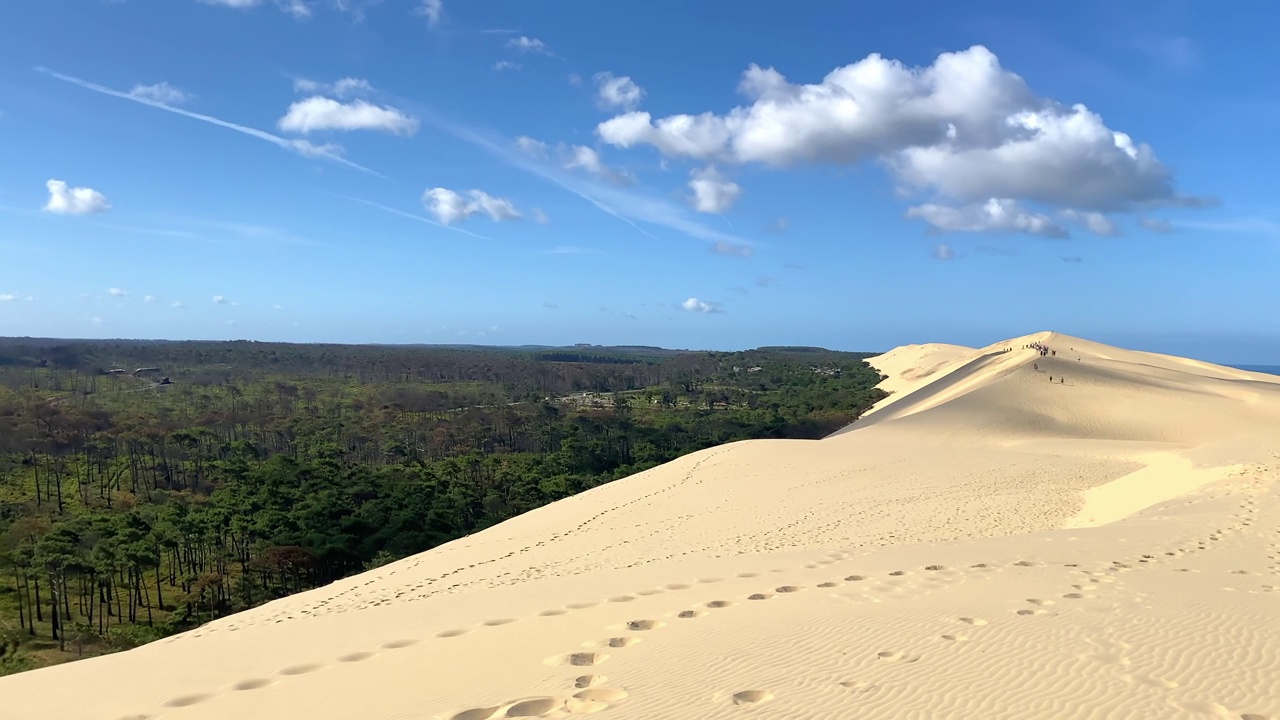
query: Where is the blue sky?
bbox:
[2,1,1279,362]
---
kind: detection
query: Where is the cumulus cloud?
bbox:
[507,36,553,55]
[594,72,644,111]
[213,295,229,304]
[107,288,128,297]
[681,297,724,314]
[688,166,741,213]
[562,145,633,186]
[907,198,1067,238]
[597,45,1206,236]
[43,179,110,215]
[0,294,16,302]
[1140,217,1174,233]
[37,67,377,174]
[144,295,156,302]
[711,240,753,257]
[1061,209,1119,236]
[129,82,191,105]
[415,0,443,26]
[493,61,521,72]
[423,188,521,224]
[172,301,186,308]
[532,208,550,224]
[279,96,418,135]
[933,243,955,260]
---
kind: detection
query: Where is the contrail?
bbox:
[34,66,384,177]
[331,193,493,240]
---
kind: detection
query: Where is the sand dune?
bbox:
[4,331,1279,719]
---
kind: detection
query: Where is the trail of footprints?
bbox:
[130,479,1278,719]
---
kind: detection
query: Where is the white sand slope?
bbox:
[4,332,1280,720]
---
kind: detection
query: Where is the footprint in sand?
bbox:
[731,690,773,706]
[677,610,705,618]
[337,651,375,662]
[505,697,563,716]
[381,639,420,649]
[706,600,734,609]
[163,694,212,708]
[959,617,988,626]
[574,675,605,689]
[626,619,664,631]
[279,663,324,675]
[747,593,772,600]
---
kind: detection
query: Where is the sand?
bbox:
[3,331,1279,719]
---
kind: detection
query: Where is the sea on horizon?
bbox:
[1231,365,1280,376]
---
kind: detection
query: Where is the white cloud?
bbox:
[597,45,1206,230]
[415,0,443,26]
[107,288,128,297]
[507,36,553,55]
[933,243,955,260]
[681,297,724,314]
[1061,209,1119,236]
[196,0,311,18]
[688,166,741,213]
[213,295,229,304]
[172,301,186,308]
[44,179,110,215]
[711,240,753,257]
[294,77,374,97]
[423,188,521,224]
[144,295,156,302]
[515,135,549,158]
[129,82,191,105]
[493,61,521,72]
[0,294,16,302]
[433,120,758,251]
[907,198,1067,238]
[37,67,378,175]
[532,208,549,224]
[562,145,633,186]
[769,217,788,233]
[273,304,285,310]
[279,96,418,135]
[90,316,103,325]
[1140,217,1173,233]
[594,72,644,111]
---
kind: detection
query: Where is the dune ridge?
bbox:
[3,331,1279,720]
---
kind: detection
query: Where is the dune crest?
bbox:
[3,333,1279,720]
